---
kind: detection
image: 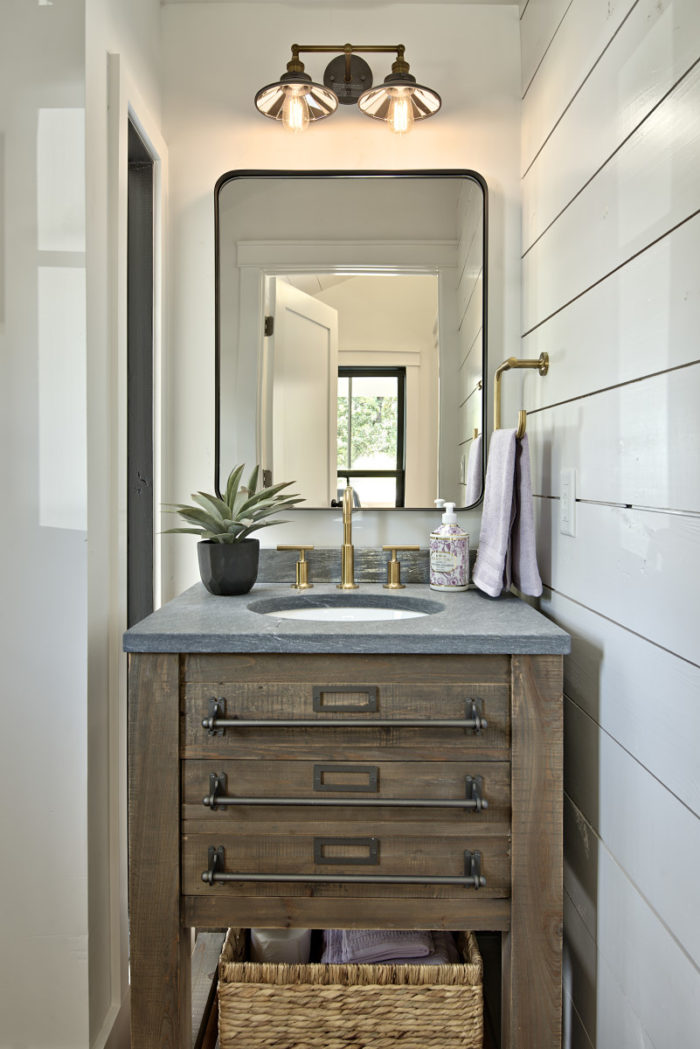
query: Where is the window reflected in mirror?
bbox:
[337,367,406,508]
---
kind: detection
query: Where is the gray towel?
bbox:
[473,430,542,598]
[321,929,434,964]
[320,928,344,964]
[464,433,483,505]
[510,433,542,596]
[391,931,460,966]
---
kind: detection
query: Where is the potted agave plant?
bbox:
[165,464,304,595]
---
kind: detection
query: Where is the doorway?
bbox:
[127,119,155,627]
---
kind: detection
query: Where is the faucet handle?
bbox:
[276,545,314,590]
[381,545,420,590]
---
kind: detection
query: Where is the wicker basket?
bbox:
[218,928,483,1049]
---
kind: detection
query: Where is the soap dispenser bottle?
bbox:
[430,500,469,591]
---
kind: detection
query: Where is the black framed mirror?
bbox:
[215,169,487,510]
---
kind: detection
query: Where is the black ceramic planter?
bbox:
[197,538,260,596]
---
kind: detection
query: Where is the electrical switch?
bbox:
[560,468,576,537]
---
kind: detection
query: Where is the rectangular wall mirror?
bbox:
[215,170,487,510]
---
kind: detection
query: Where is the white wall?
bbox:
[519,0,700,1045]
[161,0,522,597]
[0,1,163,1046]
[85,1,163,1045]
[0,2,90,1046]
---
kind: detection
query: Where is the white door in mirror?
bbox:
[267,280,338,505]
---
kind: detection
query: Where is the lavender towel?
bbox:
[321,929,434,964]
[393,932,460,966]
[320,929,344,964]
[464,433,483,505]
[472,430,542,598]
[510,432,542,596]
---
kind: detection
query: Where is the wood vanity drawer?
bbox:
[182,683,509,759]
[184,653,510,687]
[182,819,510,900]
[182,758,510,823]
[182,654,510,760]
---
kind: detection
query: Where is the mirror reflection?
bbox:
[215,172,487,509]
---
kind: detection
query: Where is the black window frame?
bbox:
[336,365,406,508]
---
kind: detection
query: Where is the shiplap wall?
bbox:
[519,0,700,1045]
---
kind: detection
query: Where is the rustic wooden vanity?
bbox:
[125,583,569,1049]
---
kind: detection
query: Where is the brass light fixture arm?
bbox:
[288,43,409,78]
[290,43,406,57]
[494,353,549,438]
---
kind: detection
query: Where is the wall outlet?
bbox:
[559,468,576,537]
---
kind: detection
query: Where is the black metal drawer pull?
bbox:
[202,846,486,889]
[203,772,487,812]
[203,698,487,734]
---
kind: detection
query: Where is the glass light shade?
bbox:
[255,75,338,129]
[358,78,441,131]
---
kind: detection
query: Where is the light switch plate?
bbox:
[560,468,576,537]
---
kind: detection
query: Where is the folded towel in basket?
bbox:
[320,929,433,964]
[320,928,344,964]
[320,930,433,964]
[393,931,460,966]
[321,929,456,965]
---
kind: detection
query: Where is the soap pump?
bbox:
[430,499,469,592]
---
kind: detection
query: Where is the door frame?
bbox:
[102,53,168,1046]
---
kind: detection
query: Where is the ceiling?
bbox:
[162,1,517,6]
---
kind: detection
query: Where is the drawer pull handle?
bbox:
[202,846,486,889]
[202,772,488,812]
[202,698,487,735]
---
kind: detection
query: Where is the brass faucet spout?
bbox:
[337,484,359,589]
[342,485,353,542]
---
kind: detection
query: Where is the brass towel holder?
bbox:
[494,353,549,438]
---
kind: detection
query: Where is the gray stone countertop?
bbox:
[123,582,570,655]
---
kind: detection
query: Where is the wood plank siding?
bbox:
[520,0,700,1044]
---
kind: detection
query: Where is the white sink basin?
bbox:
[269,605,428,622]
[247,593,445,623]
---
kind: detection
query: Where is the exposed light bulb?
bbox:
[387,90,413,135]
[282,87,310,132]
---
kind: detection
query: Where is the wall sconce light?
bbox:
[254,43,442,135]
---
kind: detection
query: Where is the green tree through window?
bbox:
[337,393,398,468]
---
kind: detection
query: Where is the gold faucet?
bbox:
[337,485,359,589]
